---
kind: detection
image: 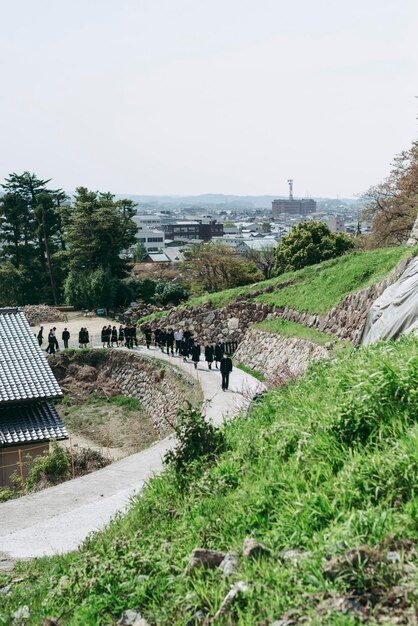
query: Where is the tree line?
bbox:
[0,172,137,308]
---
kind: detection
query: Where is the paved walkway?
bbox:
[0,341,264,565]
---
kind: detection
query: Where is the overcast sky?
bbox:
[0,0,417,198]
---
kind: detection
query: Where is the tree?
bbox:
[64,188,137,277]
[0,172,68,303]
[132,241,147,262]
[274,222,354,274]
[183,243,262,293]
[362,139,418,246]
[244,244,277,279]
[155,281,189,306]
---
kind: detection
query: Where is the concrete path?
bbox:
[0,343,264,564]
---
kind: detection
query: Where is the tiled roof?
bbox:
[0,309,62,403]
[0,401,68,446]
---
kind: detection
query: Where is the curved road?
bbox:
[0,341,264,567]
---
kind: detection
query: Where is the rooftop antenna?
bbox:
[287,179,294,201]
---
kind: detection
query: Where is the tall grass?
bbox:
[2,335,417,625]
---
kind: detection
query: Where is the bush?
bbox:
[275,221,354,274]
[164,404,227,483]
[26,442,71,489]
[0,487,16,502]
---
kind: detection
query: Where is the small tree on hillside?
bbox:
[183,243,262,293]
[274,222,354,274]
[362,139,418,246]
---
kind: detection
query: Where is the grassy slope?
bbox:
[253,318,342,346]
[2,335,417,625]
[139,246,415,326]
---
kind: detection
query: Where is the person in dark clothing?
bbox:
[101,326,107,348]
[62,328,70,349]
[105,325,112,348]
[166,328,175,355]
[220,353,233,391]
[180,337,189,361]
[47,329,56,355]
[132,325,138,347]
[125,324,133,349]
[214,341,224,369]
[83,327,90,347]
[118,325,125,346]
[154,328,160,347]
[142,325,152,349]
[78,327,84,348]
[191,342,201,369]
[183,328,192,343]
[37,326,44,347]
[204,344,214,370]
[52,327,59,351]
[159,329,167,352]
[111,326,118,347]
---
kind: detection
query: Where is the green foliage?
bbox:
[235,362,265,381]
[164,404,227,483]
[275,221,354,274]
[183,242,263,293]
[154,281,189,306]
[254,318,342,346]
[25,442,71,489]
[131,241,147,262]
[0,487,16,502]
[3,337,418,625]
[108,395,142,410]
[64,267,117,309]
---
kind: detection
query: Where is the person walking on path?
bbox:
[166,328,175,355]
[84,327,90,348]
[205,344,214,370]
[159,329,167,353]
[154,327,160,348]
[191,341,201,370]
[111,325,118,347]
[142,324,152,349]
[78,327,84,348]
[174,329,183,354]
[101,325,107,348]
[62,328,70,349]
[52,327,59,351]
[118,325,125,346]
[46,329,56,355]
[220,353,233,391]
[214,341,224,369]
[132,324,138,347]
[37,326,44,347]
[180,337,189,362]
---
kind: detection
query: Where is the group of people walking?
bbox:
[100,324,138,349]
[37,320,234,391]
[37,326,89,352]
[141,325,233,390]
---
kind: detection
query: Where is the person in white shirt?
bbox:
[174,329,183,355]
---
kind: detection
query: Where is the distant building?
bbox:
[272,198,316,219]
[163,219,223,242]
[320,214,345,233]
[133,214,162,229]
[136,227,165,252]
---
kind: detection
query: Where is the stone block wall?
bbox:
[50,351,199,436]
[139,256,414,348]
[233,329,330,387]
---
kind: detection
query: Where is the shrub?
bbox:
[26,442,71,489]
[164,404,227,482]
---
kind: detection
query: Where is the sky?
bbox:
[0,0,417,198]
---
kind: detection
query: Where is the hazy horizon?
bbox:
[1,0,417,198]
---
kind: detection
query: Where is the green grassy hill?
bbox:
[1,334,417,625]
[2,246,417,624]
[141,246,415,326]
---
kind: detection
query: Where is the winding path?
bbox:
[0,341,264,567]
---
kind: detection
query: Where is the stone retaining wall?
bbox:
[50,351,199,436]
[140,256,413,347]
[234,328,330,387]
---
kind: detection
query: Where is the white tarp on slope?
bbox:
[361,256,418,345]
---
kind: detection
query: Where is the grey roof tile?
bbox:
[0,401,68,446]
[0,308,62,403]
